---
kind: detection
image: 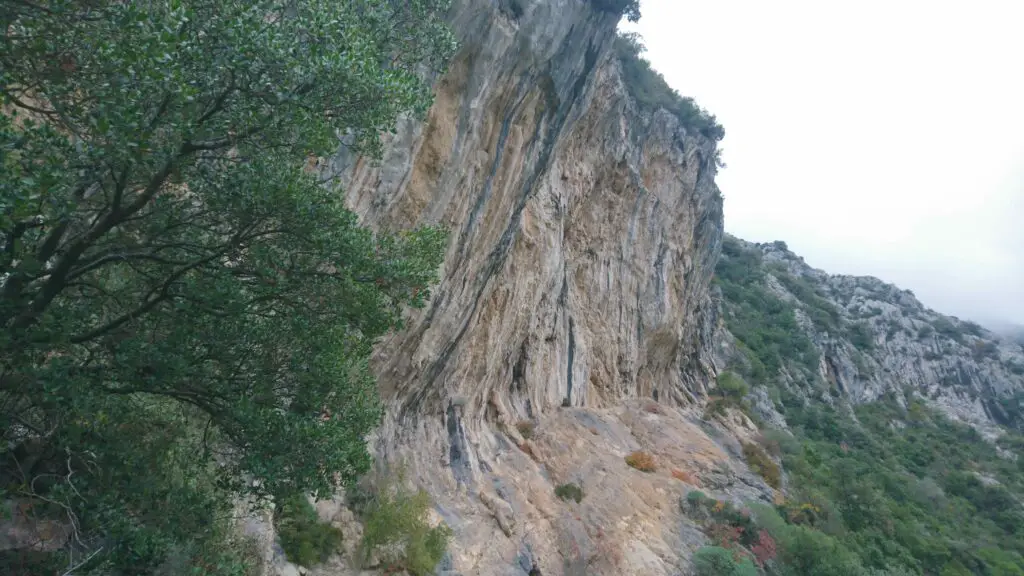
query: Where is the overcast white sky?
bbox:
[621,0,1024,327]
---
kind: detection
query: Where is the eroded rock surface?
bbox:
[308,0,728,572]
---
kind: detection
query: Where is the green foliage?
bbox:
[774,524,865,576]
[359,477,452,575]
[686,490,708,510]
[743,442,782,489]
[714,238,820,379]
[693,546,759,576]
[771,268,843,333]
[745,504,865,576]
[275,494,342,567]
[555,483,584,503]
[613,33,725,141]
[931,318,965,343]
[778,398,1024,575]
[0,0,455,572]
[717,371,750,398]
[848,322,877,351]
[715,237,1024,576]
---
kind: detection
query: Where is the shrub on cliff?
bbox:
[613,33,725,141]
[555,482,584,503]
[625,450,657,472]
[742,442,782,489]
[360,477,452,575]
[275,494,343,567]
[0,0,455,572]
[848,321,876,351]
[692,546,758,576]
[717,371,750,398]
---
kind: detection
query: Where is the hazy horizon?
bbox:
[622,0,1024,327]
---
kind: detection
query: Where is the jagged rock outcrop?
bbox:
[716,237,1024,437]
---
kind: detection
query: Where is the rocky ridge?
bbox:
[714,237,1024,437]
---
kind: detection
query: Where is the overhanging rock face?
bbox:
[330,0,724,453]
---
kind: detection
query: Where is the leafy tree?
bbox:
[0,0,455,572]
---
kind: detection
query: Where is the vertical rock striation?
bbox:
[330,0,723,459]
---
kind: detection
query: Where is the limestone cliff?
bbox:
[713,236,1024,438]
[330,0,723,473]
[296,0,743,574]
[246,2,1024,574]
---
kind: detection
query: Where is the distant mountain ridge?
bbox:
[713,235,1024,435]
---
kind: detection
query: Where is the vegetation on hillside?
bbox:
[0,0,455,572]
[613,33,726,141]
[711,237,1024,576]
[355,474,452,576]
[714,237,820,380]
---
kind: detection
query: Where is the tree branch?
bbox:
[66,251,190,282]
[67,249,224,344]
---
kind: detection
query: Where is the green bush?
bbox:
[555,483,584,503]
[714,238,821,378]
[613,33,724,141]
[360,478,452,575]
[771,269,843,333]
[931,317,964,343]
[748,504,864,576]
[275,494,343,568]
[778,524,864,576]
[717,371,750,398]
[742,442,782,489]
[848,322,876,351]
[686,490,708,510]
[692,546,758,576]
